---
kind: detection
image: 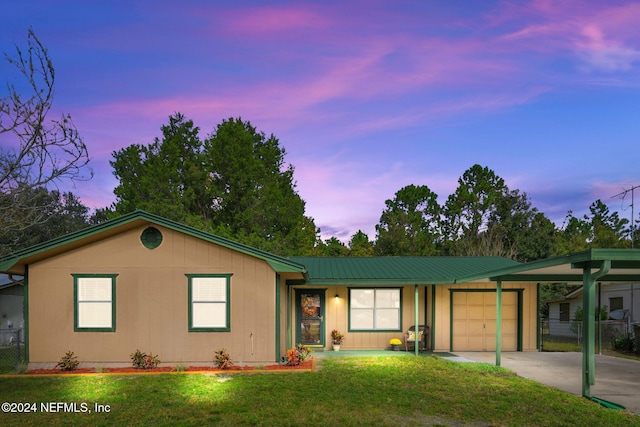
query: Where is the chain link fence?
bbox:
[541,319,636,353]
[0,328,24,373]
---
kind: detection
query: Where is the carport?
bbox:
[458,249,640,407]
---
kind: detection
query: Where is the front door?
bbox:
[295,290,325,347]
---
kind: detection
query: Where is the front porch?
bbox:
[313,349,456,358]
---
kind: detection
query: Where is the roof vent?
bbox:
[141,227,163,249]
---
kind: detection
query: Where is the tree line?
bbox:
[1,31,635,262]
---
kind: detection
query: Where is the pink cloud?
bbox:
[223,5,331,34]
[495,1,640,73]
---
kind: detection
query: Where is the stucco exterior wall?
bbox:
[27,224,278,365]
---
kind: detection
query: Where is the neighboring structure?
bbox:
[547,283,639,338]
[548,283,639,323]
[0,210,538,368]
[0,275,24,344]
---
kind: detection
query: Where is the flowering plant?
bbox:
[214,348,234,369]
[331,329,344,345]
[286,343,312,366]
[389,338,402,346]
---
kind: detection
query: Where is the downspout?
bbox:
[582,260,610,398]
[496,280,502,367]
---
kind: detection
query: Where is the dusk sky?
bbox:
[3,0,640,241]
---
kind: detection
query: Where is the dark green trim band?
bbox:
[275,274,281,363]
[23,266,29,363]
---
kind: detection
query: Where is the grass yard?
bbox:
[1,356,639,426]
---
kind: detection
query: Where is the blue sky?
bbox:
[2,0,640,241]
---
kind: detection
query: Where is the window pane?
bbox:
[192,278,226,301]
[351,309,374,329]
[376,308,400,329]
[78,302,112,328]
[609,297,623,311]
[350,288,401,331]
[193,302,226,328]
[376,289,399,308]
[351,289,374,308]
[78,278,112,301]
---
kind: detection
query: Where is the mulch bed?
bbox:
[26,360,314,375]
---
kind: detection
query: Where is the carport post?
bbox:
[582,267,596,397]
[415,284,419,357]
[581,260,610,398]
[496,280,502,367]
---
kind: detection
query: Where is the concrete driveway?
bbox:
[452,352,640,415]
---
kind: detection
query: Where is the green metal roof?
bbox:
[0,210,307,275]
[463,248,640,283]
[288,256,521,285]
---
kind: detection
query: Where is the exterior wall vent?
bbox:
[141,227,163,249]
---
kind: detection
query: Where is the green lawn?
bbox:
[1,356,638,426]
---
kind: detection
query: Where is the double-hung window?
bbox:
[73,274,117,332]
[187,274,232,332]
[349,288,401,331]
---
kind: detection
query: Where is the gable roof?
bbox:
[0,210,307,275]
[288,256,521,285]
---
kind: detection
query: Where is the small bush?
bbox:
[286,344,312,366]
[610,334,636,352]
[130,349,161,369]
[55,351,80,371]
[214,348,234,369]
[173,363,186,372]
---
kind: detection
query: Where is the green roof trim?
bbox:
[0,210,307,275]
[288,256,521,285]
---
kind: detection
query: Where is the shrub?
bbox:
[610,334,636,352]
[286,344,312,366]
[56,351,80,371]
[214,348,234,369]
[55,351,80,371]
[331,329,344,345]
[296,343,311,362]
[130,349,161,369]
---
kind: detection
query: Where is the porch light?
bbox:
[335,294,339,301]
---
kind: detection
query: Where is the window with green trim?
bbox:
[73,274,117,332]
[349,288,401,331]
[187,274,231,331]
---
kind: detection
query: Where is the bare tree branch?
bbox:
[0,28,92,252]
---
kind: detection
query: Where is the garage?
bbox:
[451,290,519,351]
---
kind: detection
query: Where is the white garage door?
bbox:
[452,291,518,351]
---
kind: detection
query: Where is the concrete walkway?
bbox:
[452,352,640,415]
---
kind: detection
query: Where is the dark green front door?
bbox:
[295,290,325,347]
